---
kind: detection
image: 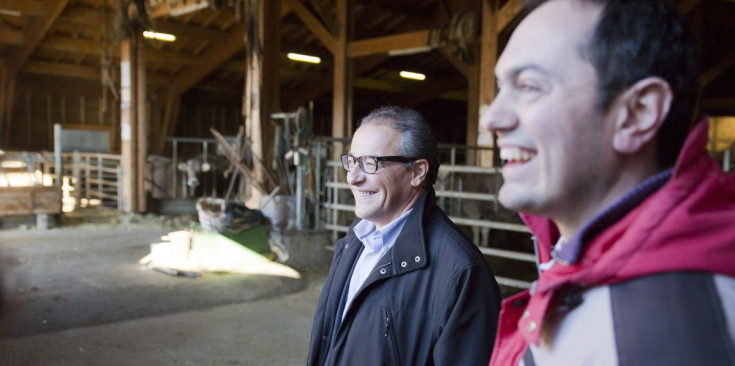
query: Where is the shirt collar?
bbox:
[353,208,413,253]
[553,169,673,265]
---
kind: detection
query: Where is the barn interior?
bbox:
[0,0,734,364]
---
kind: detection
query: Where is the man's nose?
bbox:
[479,95,517,133]
[346,164,365,184]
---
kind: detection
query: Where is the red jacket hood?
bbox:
[523,118,735,286]
[490,119,735,366]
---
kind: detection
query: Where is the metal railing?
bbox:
[47,152,122,211]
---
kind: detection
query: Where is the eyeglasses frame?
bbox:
[339,153,419,174]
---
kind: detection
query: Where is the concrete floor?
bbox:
[0,224,327,366]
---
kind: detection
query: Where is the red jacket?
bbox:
[489,119,735,366]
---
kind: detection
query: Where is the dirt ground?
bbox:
[0,215,327,366]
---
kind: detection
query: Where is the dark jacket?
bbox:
[308,188,501,366]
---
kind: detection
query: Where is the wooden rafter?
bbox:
[21,60,169,85]
[399,73,468,107]
[38,36,201,65]
[0,0,45,16]
[170,22,246,94]
[148,0,209,19]
[348,30,431,58]
[0,27,24,45]
[497,0,523,33]
[283,0,337,54]
[150,19,235,43]
[6,0,70,77]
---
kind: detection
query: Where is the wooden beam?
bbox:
[478,0,500,167]
[332,0,351,158]
[171,22,246,94]
[497,0,523,33]
[0,27,24,45]
[283,0,337,54]
[439,48,472,79]
[56,3,111,24]
[150,19,236,44]
[136,36,147,212]
[120,36,137,212]
[283,55,388,109]
[157,89,181,153]
[60,6,237,44]
[347,30,430,58]
[701,47,735,88]
[38,36,201,65]
[22,61,98,80]
[399,72,468,107]
[261,0,281,183]
[462,41,481,164]
[21,60,170,85]
[0,64,8,146]
[148,0,210,19]
[0,0,45,16]
[6,0,70,77]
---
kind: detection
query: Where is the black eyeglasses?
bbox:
[340,154,418,174]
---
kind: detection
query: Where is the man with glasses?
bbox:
[308,106,501,366]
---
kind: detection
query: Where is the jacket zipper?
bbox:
[384,308,402,366]
[369,261,392,278]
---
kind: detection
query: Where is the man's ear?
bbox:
[611,77,672,154]
[410,159,429,188]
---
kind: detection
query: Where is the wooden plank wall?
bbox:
[4,75,243,156]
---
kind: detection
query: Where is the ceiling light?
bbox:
[399,71,426,81]
[143,31,176,42]
[388,46,433,56]
[0,9,22,17]
[287,53,321,64]
[169,1,209,17]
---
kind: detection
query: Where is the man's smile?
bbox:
[500,147,537,165]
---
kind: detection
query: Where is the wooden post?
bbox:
[243,0,265,208]
[466,45,481,166]
[261,0,281,187]
[332,0,352,160]
[477,0,499,167]
[120,34,146,213]
[120,38,135,212]
[136,35,147,212]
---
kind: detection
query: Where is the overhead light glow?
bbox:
[169,1,209,16]
[143,31,177,42]
[0,9,22,17]
[388,46,433,56]
[399,71,426,81]
[287,53,321,64]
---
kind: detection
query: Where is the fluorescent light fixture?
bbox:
[169,1,209,17]
[399,71,426,81]
[143,31,177,42]
[0,9,22,17]
[388,46,433,56]
[0,160,26,169]
[287,53,321,64]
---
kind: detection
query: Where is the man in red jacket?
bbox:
[480,0,735,365]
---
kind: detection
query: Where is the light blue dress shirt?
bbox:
[342,209,413,319]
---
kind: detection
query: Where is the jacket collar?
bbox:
[551,169,672,265]
[389,187,432,275]
[523,118,708,267]
[344,188,433,277]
